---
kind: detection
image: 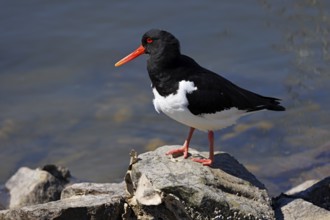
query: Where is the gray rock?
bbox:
[0,194,124,220]
[4,165,70,209]
[274,177,330,219]
[41,164,71,184]
[274,197,330,220]
[61,182,126,199]
[0,181,128,220]
[125,146,275,220]
[285,179,320,195]
[0,185,8,210]
[5,146,328,220]
[288,177,330,210]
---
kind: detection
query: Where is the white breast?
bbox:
[153,80,197,113]
[152,80,249,132]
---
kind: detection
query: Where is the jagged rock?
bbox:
[274,197,330,220]
[125,145,275,220]
[3,146,327,220]
[41,164,71,185]
[61,182,126,199]
[274,177,330,219]
[3,165,70,209]
[0,181,128,220]
[0,194,125,220]
[286,177,330,210]
[285,179,320,195]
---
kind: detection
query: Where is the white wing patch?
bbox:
[153,80,197,114]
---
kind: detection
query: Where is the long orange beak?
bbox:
[115,45,145,67]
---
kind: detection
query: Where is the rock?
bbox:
[287,177,330,210]
[274,177,330,219]
[285,179,319,195]
[0,185,8,211]
[125,146,275,220]
[0,194,125,220]
[4,165,70,209]
[41,164,71,184]
[0,181,127,220]
[274,197,330,220]
[61,182,126,199]
[3,146,328,219]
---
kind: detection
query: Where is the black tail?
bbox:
[265,97,285,111]
[221,76,286,112]
[244,94,285,112]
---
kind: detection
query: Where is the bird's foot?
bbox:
[166,147,188,159]
[191,158,213,166]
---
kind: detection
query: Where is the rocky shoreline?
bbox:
[0,145,329,220]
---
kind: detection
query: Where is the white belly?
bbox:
[152,80,249,132]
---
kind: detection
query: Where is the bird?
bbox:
[115,29,285,166]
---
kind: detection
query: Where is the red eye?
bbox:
[146,37,153,44]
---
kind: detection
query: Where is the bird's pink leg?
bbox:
[192,130,214,166]
[166,127,195,159]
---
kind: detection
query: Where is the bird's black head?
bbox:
[115,29,181,67]
[141,29,181,57]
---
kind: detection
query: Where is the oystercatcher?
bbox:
[115,29,285,166]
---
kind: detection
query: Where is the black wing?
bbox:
[186,68,285,116]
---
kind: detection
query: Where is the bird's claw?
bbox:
[191,158,213,166]
[166,147,188,159]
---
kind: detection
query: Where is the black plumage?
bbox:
[142,30,284,115]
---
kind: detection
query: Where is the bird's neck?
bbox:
[148,47,180,67]
[146,54,202,97]
[146,54,182,96]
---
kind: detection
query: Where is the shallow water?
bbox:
[0,0,329,195]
